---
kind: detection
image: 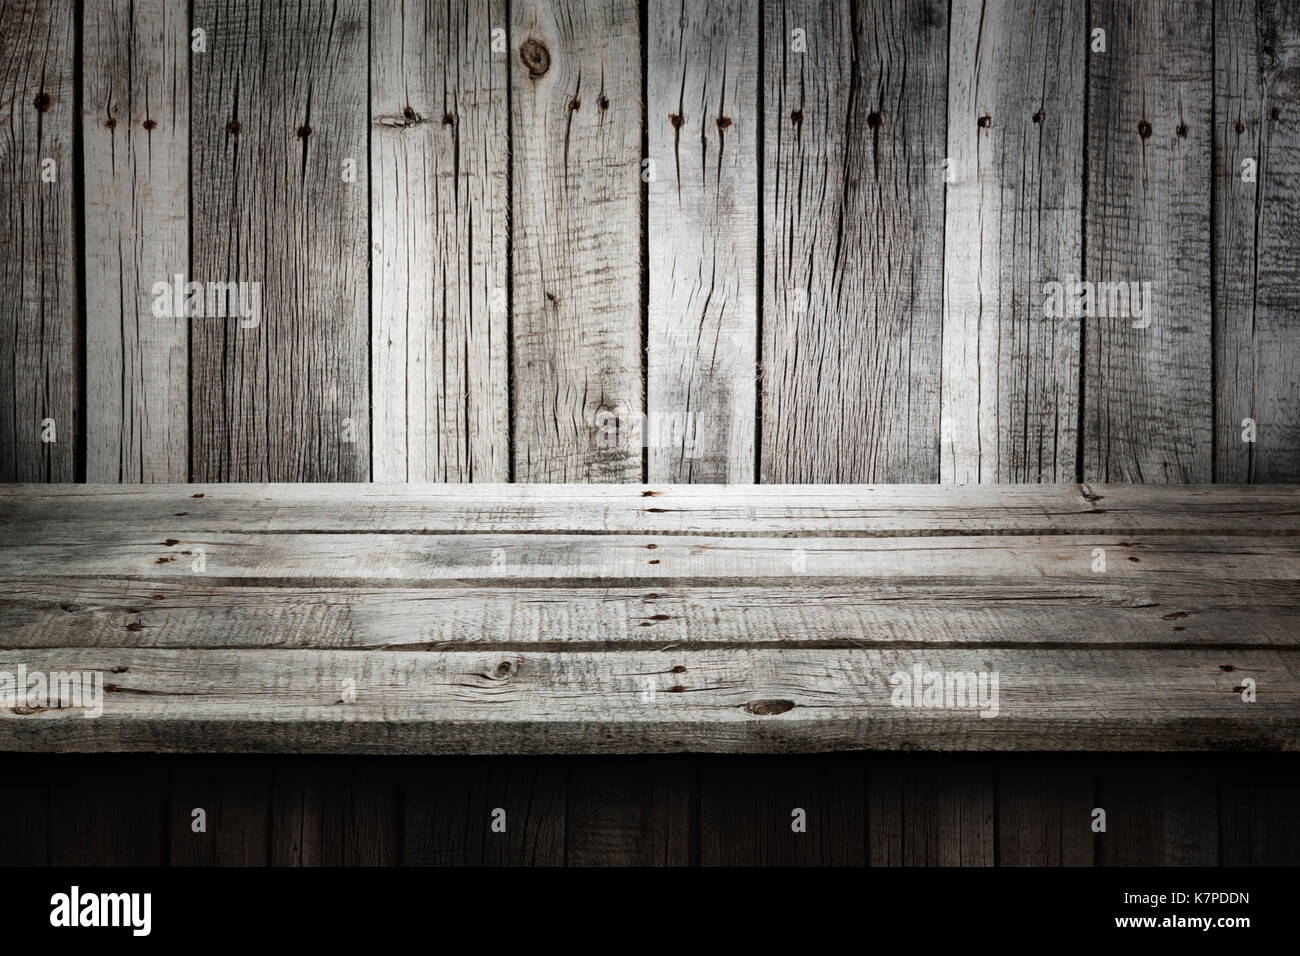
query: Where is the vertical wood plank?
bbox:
[371,0,509,482]
[565,757,694,866]
[941,0,1084,483]
[190,0,370,481]
[48,756,166,866]
[510,0,643,481]
[645,0,757,482]
[169,756,270,866]
[700,756,865,867]
[1219,755,1300,866]
[0,0,79,481]
[271,758,400,866]
[1214,0,1300,481]
[761,0,946,482]
[82,0,189,482]
[996,756,1096,866]
[1084,0,1213,482]
[402,757,566,865]
[868,756,995,866]
[1096,757,1218,865]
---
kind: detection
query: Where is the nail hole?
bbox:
[977,114,991,128]
[33,92,52,112]
[1270,107,1280,120]
[671,665,686,673]
[143,118,157,131]
[105,117,117,130]
[568,97,581,111]
[443,112,455,126]
[669,112,684,129]
[1138,119,1152,139]
[1235,120,1246,134]
[226,120,241,136]
[867,111,882,129]
[791,109,803,125]
[297,124,312,138]
[716,115,732,131]
[598,95,609,111]
[1032,108,1045,124]
[403,105,416,120]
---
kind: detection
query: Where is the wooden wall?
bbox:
[2,0,1299,866]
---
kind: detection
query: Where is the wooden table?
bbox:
[2,483,1297,753]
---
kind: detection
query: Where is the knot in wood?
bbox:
[520,37,551,78]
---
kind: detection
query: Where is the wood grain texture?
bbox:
[565,756,693,865]
[510,0,642,481]
[371,0,509,482]
[0,0,79,482]
[996,755,1096,866]
[762,0,946,482]
[270,757,400,865]
[1214,0,1300,482]
[169,756,270,866]
[868,755,995,866]
[1096,758,1218,865]
[82,0,188,482]
[190,0,370,481]
[2,646,1295,753]
[700,756,864,865]
[941,0,1084,483]
[1084,0,1213,482]
[646,0,757,482]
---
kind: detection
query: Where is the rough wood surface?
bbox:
[371,0,509,482]
[2,484,1296,754]
[1084,0,1214,482]
[0,0,79,482]
[761,0,946,483]
[82,0,189,482]
[1214,0,1300,482]
[190,0,370,481]
[646,0,757,483]
[941,0,1084,483]
[510,0,642,481]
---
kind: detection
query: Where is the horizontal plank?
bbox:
[1,533,1295,583]
[1,648,1293,753]
[4,579,1296,650]
[5,483,1300,536]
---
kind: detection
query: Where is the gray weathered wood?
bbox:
[371,0,509,482]
[1215,0,1300,482]
[2,646,1295,753]
[762,0,946,482]
[941,0,1084,483]
[12,482,1298,535]
[510,0,642,481]
[0,0,78,482]
[1084,0,1213,482]
[82,0,189,482]
[646,0,757,483]
[190,0,370,481]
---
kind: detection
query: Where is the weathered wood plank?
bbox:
[8,483,1300,536]
[402,757,565,865]
[190,0,370,481]
[1096,758,1218,865]
[371,0,509,482]
[646,0,757,483]
[700,756,864,865]
[1084,0,1213,482]
[510,0,642,481]
[0,0,79,482]
[996,756,1096,865]
[941,0,1084,483]
[1214,0,1300,482]
[8,578,1295,650]
[3,530,1294,583]
[2,647,1294,753]
[868,755,995,866]
[82,0,189,482]
[565,756,693,865]
[761,0,946,482]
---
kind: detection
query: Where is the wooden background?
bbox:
[2,0,1298,865]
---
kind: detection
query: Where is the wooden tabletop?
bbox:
[2,483,1297,754]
